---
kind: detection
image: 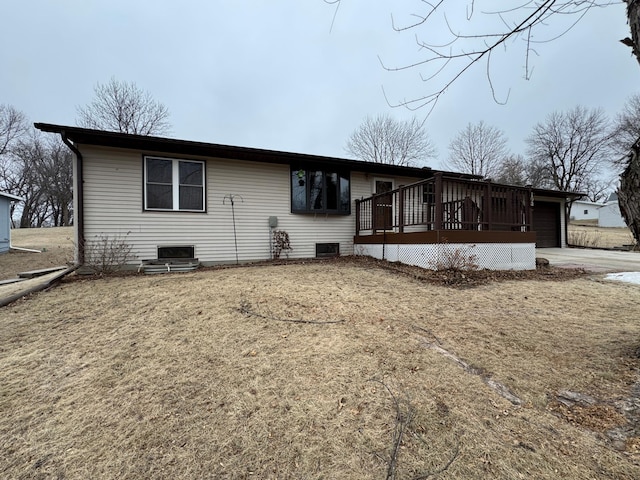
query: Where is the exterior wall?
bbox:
[535,196,567,247]
[599,202,627,228]
[79,146,426,265]
[569,201,602,221]
[0,197,10,254]
[356,242,536,271]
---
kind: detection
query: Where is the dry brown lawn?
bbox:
[0,227,74,280]
[2,258,640,479]
[568,223,635,249]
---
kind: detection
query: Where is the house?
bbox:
[34,123,578,271]
[569,200,602,222]
[599,192,627,228]
[0,192,23,254]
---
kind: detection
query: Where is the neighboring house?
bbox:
[599,192,627,228]
[569,200,603,221]
[35,123,578,270]
[0,192,23,254]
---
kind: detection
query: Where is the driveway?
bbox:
[536,248,640,273]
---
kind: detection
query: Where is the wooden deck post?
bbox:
[484,181,492,231]
[526,186,533,231]
[371,194,378,235]
[398,187,404,233]
[355,199,361,235]
[434,173,443,230]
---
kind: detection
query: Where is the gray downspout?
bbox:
[61,132,85,264]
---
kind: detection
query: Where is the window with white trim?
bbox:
[144,156,205,212]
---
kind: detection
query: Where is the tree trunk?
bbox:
[618,140,640,247]
[627,1,640,67]
[618,2,640,246]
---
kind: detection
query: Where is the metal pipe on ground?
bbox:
[9,241,41,253]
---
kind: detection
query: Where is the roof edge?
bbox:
[0,191,24,202]
[34,122,479,179]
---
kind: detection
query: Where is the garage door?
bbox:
[532,201,560,247]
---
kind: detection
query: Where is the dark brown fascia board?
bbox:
[34,122,479,180]
[531,188,585,200]
[480,177,584,200]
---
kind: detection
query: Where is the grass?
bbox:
[2,227,640,478]
[568,223,635,249]
[0,227,74,279]
[1,253,640,478]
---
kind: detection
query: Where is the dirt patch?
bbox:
[549,402,627,432]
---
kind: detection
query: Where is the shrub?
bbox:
[272,230,292,260]
[568,230,601,248]
[83,232,136,274]
[435,245,479,271]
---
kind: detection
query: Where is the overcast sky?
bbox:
[1,1,638,171]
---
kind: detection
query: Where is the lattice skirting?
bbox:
[354,243,536,271]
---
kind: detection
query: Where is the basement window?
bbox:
[316,243,340,258]
[157,245,195,259]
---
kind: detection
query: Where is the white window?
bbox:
[144,156,205,212]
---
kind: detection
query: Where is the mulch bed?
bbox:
[331,256,590,287]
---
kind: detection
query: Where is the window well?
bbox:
[316,243,339,258]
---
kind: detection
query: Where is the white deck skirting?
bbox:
[355,243,536,271]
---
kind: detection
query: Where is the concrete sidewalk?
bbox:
[536,248,640,273]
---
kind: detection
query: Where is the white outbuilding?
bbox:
[599,193,627,228]
[569,200,603,221]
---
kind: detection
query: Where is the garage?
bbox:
[532,201,561,248]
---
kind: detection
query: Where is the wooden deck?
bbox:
[356,173,533,239]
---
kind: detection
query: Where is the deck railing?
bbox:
[355,173,533,235]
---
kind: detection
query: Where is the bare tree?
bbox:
[330,1,636,111]
[77,77,171,135]
[39,138,74,226]
[345,114,436,166]
[1,105,30,225]
[447,121,508,178]
[611,93,640,161]
[526,106,611,194]
[1,130,73,227]
[494,154,539,186]
[0,104,28,157]
[582,176,614,203]
[5,131,47,227]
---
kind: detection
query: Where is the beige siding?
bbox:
[80,146,426,265]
